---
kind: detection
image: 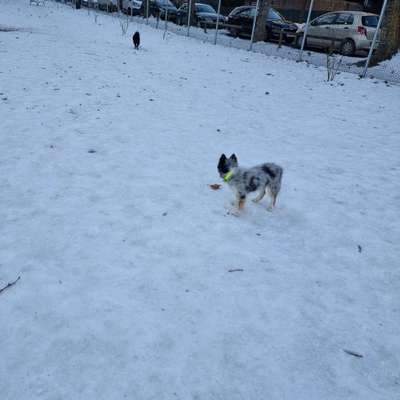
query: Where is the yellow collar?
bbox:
[223,170,234,182]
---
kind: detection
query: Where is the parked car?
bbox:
[176,3,226,27]
[97,0,117,11]
[140,0,178,20]
[227,6,298,43]
[295,11,379,56]
[122,0,142,15]
[85,0,99,7]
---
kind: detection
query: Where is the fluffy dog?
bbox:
[218,154,283,214]
[132,31,140,50]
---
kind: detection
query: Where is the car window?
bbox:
[230,7,247,17]
[312,13,337,26]
[238,8,254,18]
[362,15,378,27]
[233,8,254,18]
[179,3,187,10]
[248,8,256,18]
[196,4,215,13]
[335,13,354,25]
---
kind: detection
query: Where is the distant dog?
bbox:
[132,31,140,49]
[218,154,283,214]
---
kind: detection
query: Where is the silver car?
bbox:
[122,0,142,15]
[296,11,379,56]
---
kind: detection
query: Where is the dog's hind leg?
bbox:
[267,187,280,211]
[252,187,266,203]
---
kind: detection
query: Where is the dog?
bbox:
[132,31,140,50]
[218,154,283,214]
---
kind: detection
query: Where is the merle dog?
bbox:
[132,31,140,50]
[218,154,283,214]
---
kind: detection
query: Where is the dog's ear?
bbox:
[229,154,238,166]
[218,154,227,172]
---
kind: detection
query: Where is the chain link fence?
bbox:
[48,0,400,84]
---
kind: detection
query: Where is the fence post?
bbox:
[214,0,222,45]
[298,0,315,61]
[361,0,388,78]
[163,8,168,38]
[278,28,283,48]
[249,0,260,51]
[187,0,193,36]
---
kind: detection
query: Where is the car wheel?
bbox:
[284,35,293,44]
[340,39,355,56]
[228,27,239,37]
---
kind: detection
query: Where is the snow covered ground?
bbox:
[1,1,400,399]
[114,8,400,84]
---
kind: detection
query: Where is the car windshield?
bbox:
[267,8,282,21]
[362,15,378,27]
[156,0,174,6]
[196,4,215,13]
[247,7,282,20]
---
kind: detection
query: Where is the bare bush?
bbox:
[119,13,130,35]
[326,41,343,82]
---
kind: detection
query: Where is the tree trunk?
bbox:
[373,0,400,63]
[253,0,271,42]
[301,0,309,22]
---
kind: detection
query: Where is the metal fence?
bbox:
[49,0,399,84]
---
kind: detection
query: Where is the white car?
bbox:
[296,11,379,56]
[82,0,98,7]
[122,0,142,15]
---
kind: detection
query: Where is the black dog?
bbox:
[132,31,140,50]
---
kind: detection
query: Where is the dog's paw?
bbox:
[228,208,240,217]
[267,206,274,212]
[252,198,260,203]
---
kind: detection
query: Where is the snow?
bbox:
[1,1,400,399]
[374,51,400,80]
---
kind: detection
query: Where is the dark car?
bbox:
[176,3,226,27]
[227,6,298,43]
[140,0,178,20]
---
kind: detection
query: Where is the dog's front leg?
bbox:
[238,193,246,210]
[230,192,246,216]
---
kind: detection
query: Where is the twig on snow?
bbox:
[343,349,363,358]
[228,269,244,273]
[0,276,21,295]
